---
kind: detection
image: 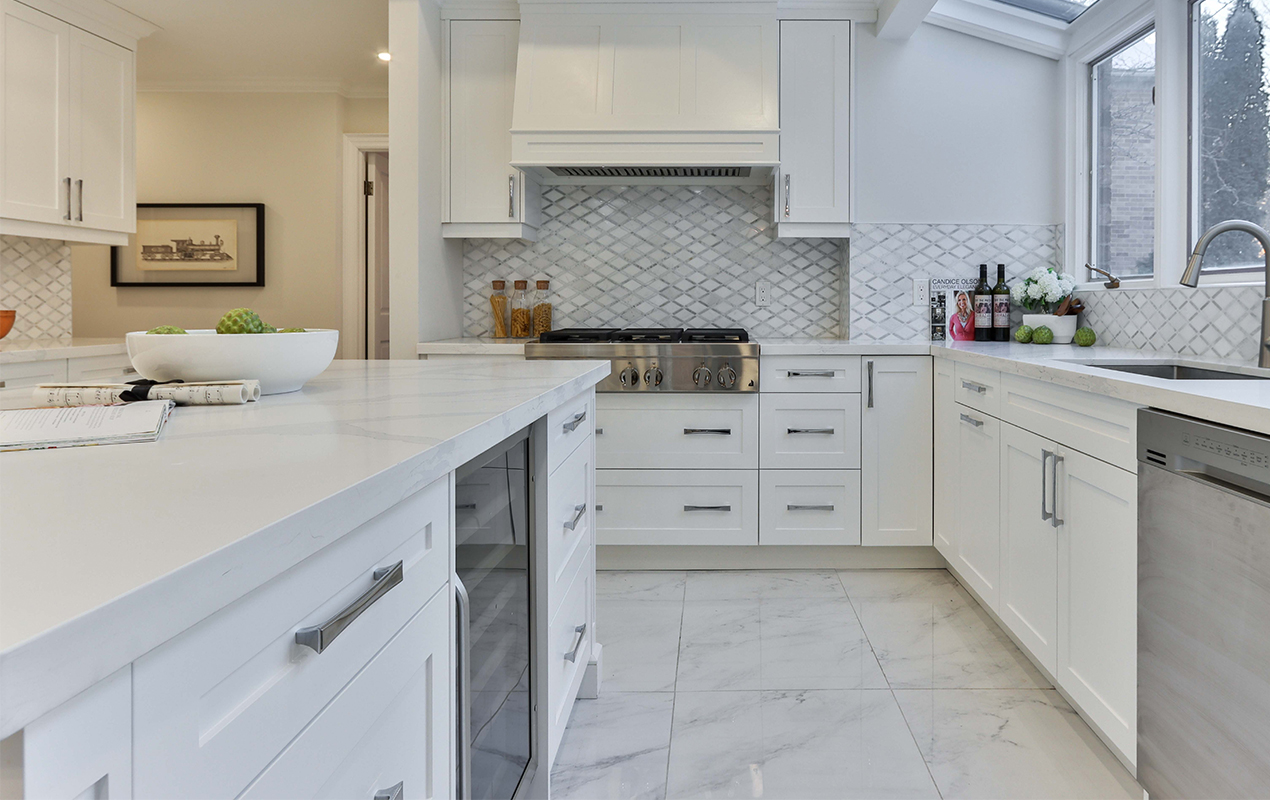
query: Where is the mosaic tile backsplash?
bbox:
[463,185,846,339]
[0,235,72,339]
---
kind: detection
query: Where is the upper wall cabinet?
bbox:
[776,20,851,238]
[443,19,541,241]
[0,0,139,245]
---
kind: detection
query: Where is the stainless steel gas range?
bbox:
[524,328,759,393]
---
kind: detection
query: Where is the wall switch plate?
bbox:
[913,279,929,307]
[756,280,772,307]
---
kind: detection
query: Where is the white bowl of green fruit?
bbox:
[126,308,339,395]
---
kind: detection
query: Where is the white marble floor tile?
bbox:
[599,598,684,692]
[893,689,1141,799]
[599,571,688,602]
[683,570,846,602]
[758,598,889,690]
[838,568,963,601]
[552,692,675,800]
[676,600,762,691]
[665,690,940,799]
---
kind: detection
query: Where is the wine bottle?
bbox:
[973,264,992,342]
[992,264,1010,342]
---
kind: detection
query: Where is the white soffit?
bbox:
[926,0,1069,58]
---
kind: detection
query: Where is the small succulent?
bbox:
[1014,325,1033,344]
[1031,326,1054,345]
[147,325,187,335]
[277,327,307,333]
[1074,327,1097,347]
[216,308,264,334]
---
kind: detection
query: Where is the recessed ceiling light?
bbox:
[377,51,391,62]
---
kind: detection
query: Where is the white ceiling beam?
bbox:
[926,0,1068,58]
[875,0,942,39]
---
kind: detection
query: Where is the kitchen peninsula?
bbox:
[0,358,607,799]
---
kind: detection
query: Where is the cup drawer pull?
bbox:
[787,504,835,511]
[684,504,731,512]
[684,428,731,436]
[787,427,835,435]
[295,560,404,654]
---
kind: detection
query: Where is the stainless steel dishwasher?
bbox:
[1138,409,1270,798]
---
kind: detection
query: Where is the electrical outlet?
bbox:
[913,279,929,307]
[756,280,772,307]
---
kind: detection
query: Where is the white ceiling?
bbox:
[108,0,390,97]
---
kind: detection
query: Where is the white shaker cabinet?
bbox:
[999,422,1057,674]
[859,357,932,546]
[776,20,851,237]
[932,359,957,558]
[69,26,134,234]
[950,405,1000,609]
[444,19,540,240]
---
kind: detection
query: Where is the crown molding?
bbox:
[137,78,388,99]
[19,0,158,46]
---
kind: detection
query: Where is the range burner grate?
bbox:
[683,328,749,343]
[610,328,684,343]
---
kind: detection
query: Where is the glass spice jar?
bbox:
[510,280,532,338]
[489,280,509,338]
[532,280,553,336]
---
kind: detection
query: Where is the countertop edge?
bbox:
[0,340,128,364]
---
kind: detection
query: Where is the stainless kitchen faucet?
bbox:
[1179,220,1270,368]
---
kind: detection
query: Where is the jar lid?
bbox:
[492,280,506,289]
[536,280,549,290]
[514,280,528,289]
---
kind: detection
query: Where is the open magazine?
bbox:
[0,400,175,452]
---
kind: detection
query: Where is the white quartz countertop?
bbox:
[0,337,127,364]
[416,337,933,356]
[417,337,530,355]
[0,358,609,737]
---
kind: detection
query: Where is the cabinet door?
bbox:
[777,21,850,224]
[951,407,1000,609]
[860,357,932,546]
[70,27,133,232]
[933,359,956,558]
[999,423,1057,673]
[1056,448,1137,761]
[21,667,131,800]
[1,0,71,225]
[450,20,522,223]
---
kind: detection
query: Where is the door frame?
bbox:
[341,133,389,360]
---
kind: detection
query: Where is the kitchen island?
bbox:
[0,358,608,799]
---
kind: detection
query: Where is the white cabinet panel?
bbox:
[933,358,957,558]
[66,353,135,382]
[69,28,133,233]
[596,469,758,545]
[760,355,861,393]
[0,358,67,402]
[777,21,850,229]
[759,469,861,546]
[760,392,861,470]
[21,666,131,800]
[1000,372,1138,472]
[952,361,1001,418]
[860,357,932,546]
[999,422,1057,673]
[547,563,591,764]
[546,389,593,475]
[546,438,593,621]
[1056,448,1137,761]
[596,393,758,469]
[952,405,1000,609]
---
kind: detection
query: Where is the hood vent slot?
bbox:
[548,166,753,179]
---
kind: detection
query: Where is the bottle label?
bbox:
[974,294,993,329]
[993,296,1010,328]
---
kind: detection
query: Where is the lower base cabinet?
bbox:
[999,423,1058,674]
[951,405,1001,609]
[759,469,861,545]
[596,469,759,545]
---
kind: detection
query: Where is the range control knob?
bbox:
[644,367,664,387]
[692,366,713,388]
[619,365,641,387]
[716,364,738,389]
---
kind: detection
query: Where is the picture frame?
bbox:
[111,203,265,287]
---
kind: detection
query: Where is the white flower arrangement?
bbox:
[1010,267,1077,314]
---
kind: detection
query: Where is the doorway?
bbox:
[340,133,389,360]
[365,151,389,359]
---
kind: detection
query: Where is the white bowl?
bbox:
[126,329,339,395]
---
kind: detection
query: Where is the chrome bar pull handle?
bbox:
[783,173,791,218]
[867,360,875,408]
[959,413,984,428]
[455,502,477,511]
[961,380,988,395]
[787,504,835,511]
[685,504,732,512]
[563,410,587,432]
[787,428,835,435]
[374,782,404,800]
[64,177,72,220]
[564,503,587,531]
[75,179,83,221]
[1050,453,1064,528]
[508,174,516,218]
[1041,450,1054,524]
[786,370,835,378]
[595,504,603,512]
[684,427,731,435]
[295,560,403,653]
[564,624,587,663]
[455,574,472,800]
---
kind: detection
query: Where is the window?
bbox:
[1192,0,1270,273]
[1091,30,1157,280]
[994,0,1098,23]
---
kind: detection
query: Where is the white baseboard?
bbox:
[596,545,947,571]
[579,642,602,700]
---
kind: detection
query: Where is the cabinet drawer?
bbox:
[596,394,758,469]
[0,358,67,398]
[760,393,861,469]
[547,390,594,475]
[596,469,759,545]
[548,564,591,765]
[547,438,593,621]
[953,361,1001,417]
[241,587,449,800]
[761,355,861,393]
[66,353,135,382]
[134,476,451,800]
[1000,373,1138,471]
[759,470,861,545]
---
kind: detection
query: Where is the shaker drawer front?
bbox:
[596,394,758,469]
[1000,373,1139,471]
[0,358,68,396]
[596,469,759,545]
[760,393,862,469]
[547,439,593,621]
[548,564,592,764]
[241,587,450,800]
[547,390,594,474]
[134,476,451,800]
[953,361,1002,417]
[761,355,862,393]
[759,470,862,546]
[66,353,136,382]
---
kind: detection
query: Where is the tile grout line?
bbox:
[661,575,688,799]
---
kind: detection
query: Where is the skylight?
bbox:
[992,0,1098,23]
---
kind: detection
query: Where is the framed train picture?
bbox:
[111,204,265,287]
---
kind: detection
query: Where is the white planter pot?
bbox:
[1023,314,1078,344]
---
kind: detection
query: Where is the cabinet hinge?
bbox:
[364,180,374,196]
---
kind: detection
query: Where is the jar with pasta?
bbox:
[532,280,553,336]
[489,280,509,338]
[510,280,532,338]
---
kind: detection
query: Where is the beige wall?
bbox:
[72,92,388,338]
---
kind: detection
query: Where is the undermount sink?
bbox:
[1067,360,1270,381]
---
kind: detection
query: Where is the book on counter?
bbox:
[0,400,176,452]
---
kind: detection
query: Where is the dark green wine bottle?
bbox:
[973,264,992,342]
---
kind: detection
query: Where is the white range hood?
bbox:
[509,3,780,185]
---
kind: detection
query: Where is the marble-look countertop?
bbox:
[417,337,530,355]
[0,358,609,738]
[0,337,127,364]
[416,337,933,356]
